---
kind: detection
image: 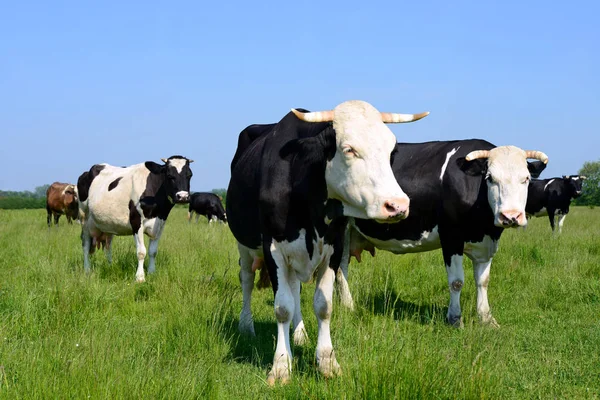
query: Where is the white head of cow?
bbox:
[292,100,429,223]
[465,146,548,227]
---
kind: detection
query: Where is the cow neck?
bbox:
[140,171,174,220]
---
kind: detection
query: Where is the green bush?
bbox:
[0,197,46,209]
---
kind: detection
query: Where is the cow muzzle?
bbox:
[379,198,410,222]
[175,191,190,203]
[498,210,525,228]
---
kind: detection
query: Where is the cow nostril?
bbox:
[384,202,398,214]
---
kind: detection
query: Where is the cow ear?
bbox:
[145,161,165,174]
[528,161,547,179]
[456,157,487,176]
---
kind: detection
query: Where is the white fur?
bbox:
[440,147,459,181]
[557,214,566,234]
[544,179,555,191]
[325,101,410,222]
[485,146,532,227]
[169,158,187,173]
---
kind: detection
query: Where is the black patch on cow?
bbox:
[77,164,105,202]
[325,217,349,274]
[128,200,141,233]
[108,177,122,191]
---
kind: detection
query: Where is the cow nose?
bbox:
[499,210,523,226]
[382,198,409,220]
[176,191,190,202]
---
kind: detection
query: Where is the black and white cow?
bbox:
[525,175,586,234]
[77,156,193,282]
[227,100,429,384]
[188,192,227,224]
[334,140,548,328]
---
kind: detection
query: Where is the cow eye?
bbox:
[485,175,493,183]
[343,146,358,158]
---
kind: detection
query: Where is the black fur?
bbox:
[77,164,105,202]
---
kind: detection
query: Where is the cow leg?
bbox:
[67,215,73,224]
[267,242,294,385]
[335,226,354,310]
[81,229,92,273]
[548,210,556,233]
[208,214,214,225]
[195,213,200,223]
[465,235,499,327]
[445,253,464,327]
[314,261,341,378]
[104,235,114,264]
[291,279,308,346]
[238,244,256,336]
[557,214,566,234]
[46,207,52,228]
[187,210,192,223]
[147,218,165,275]
[133,230,147,283]
[54,213,60,226]
[472,259,499,327]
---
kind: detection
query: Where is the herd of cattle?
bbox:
[43,100,586,385]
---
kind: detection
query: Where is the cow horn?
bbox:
[525,150,549,164]
[161,158,168,163]
[381,111,430,123]
[465,150,491,161]
[581,175,587,180]
[188,159,194,163]
[291,109,334,122]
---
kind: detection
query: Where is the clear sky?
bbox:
[1,0,598,192]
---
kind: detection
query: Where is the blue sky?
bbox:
[1,0,598,192]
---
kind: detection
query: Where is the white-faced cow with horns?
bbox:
[334,140,548,328]
[226,100,429,384]
[77,156,193,282]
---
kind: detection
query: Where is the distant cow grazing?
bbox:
[46,182,79,227]
[188,192,227,224]
[227,100,429,384]
[77,156,193,282]
[337,140,548,328]
[525,175,586,234]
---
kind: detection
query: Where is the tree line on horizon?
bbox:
[1,162,598,210]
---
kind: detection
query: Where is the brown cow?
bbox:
[46,182,79,227]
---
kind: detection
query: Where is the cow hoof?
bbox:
[292,323,309,346]
[317,350,341,378]
[447,315,463,328]
[136,276,146,283]
[267,361,291,386]
[482,316,500,328]
[239,313,256,336]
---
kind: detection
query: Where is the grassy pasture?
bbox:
[0,207,599,399]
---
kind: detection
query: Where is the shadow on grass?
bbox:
[365,289,447,325]
[222,317,317,376]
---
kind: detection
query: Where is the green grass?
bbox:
[1,207,599,398]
